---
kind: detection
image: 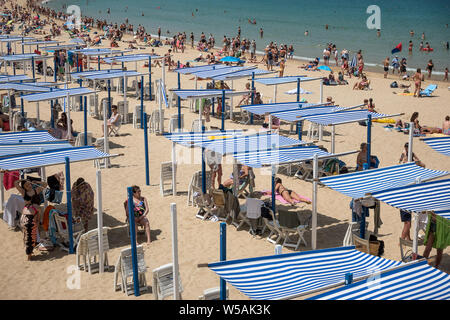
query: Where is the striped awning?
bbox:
[422,136,450,157]
[319,163,449,199]
[21,87,95,102]
[164,130,244,147]
[231,145,330,168]
[309,260,450,300]
[173,64,229,75]
[208,246,403,300]
[0,146,116,170]
[0,82,55,92]
[241,102,326,116]
[171,89,248,99]
[0,54,45,62]
[254,76,321,86]
[371,179,450,214]
[70,69,123,79]
[83,70,143,80]
[271,106,347,122]
[0,131,59,144]
[189,66,248,79]
[0,75,31,83]
[211,68,272,81]
[0,141,73,157]
[300,110,392,126]
[193,134,304,156]
[70,48,125,56]
[103,54,162,63]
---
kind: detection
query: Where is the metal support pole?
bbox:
[271,165,276,214]
[107,80,111,118]
[221,89,225,131]
[144,113,150,186]
[297,78,300,102]
[172,142,177,195]
[171,203,180,300]
[84,96,88,146]
[220,222,227,300]
[331,125,336,154]
[96,170,104,273]
[31,56,35,80]
[177,61,181,130]
[366,115,372,169]
[312,153,318,249]
[140,76,144,129]
[148,57,152,101]
[65,157,74,254]
[408,122,414,162]
[250,72,255,124]
[127,187,140,297]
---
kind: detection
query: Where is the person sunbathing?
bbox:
[262,113,280,131]
[222,164,249,188]
[337,72,348,85]
[399,142,425,167]
[275,177,311,206]
[353,76,370,90]
[443,116,450,135]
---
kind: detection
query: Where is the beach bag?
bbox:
[390,81,398,88]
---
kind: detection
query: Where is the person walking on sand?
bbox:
[383,57,389,78]
[444,67,449,81]
[413,68,422,97]
[157,27,161,40]
[426,59,434,79]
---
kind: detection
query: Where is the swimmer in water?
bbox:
[377,29,381,37]
[410,30,414,37]
[304,30,309,36]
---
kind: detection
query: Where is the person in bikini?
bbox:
[413,68,422,97]
[383,57,389,78]
[275,177,311,206]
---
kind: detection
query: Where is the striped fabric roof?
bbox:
[0,37,34,42]
[22,40,60,46]
[0,75,31,83]
[231,145,330,168]
[193,134,304,156]
[422,136,450,157]
[300,110,391,126]
[174,64,229,75]
[371,179,450,214]
[0,146,115,170]
[189,66,247,79]
[254,76,321,86]
[70,48,124,56]
[0,142,73,157]
[21,87,95,102]
[0,54,42,61]
[0,131,59,144]
[83,70,142,80]
[211,68,272,81]
[208,246,403,300]
[103,54,162,63]
[271,106,348,122]
[0,82,54,92]
[164,130,244,147]
[41,44,82,51]
[70,69,123,79]
[435,210,450,220]
[171,89,247,99]
[309,260,450,300]
[241,102,326,116]
[319,163,449,199]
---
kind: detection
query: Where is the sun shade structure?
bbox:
[211,68,272,81]
[164,130,244,147]
[0,82,57,92]
[0,146,117,171]
[171,89,248,100]
[41,44,84,51]
[0,130,59,143]
[188,66,251,79]
[422,136,450,157]
[173,64,229,75]
[21,87,96,102]
[308,260,450,300]
[241,102,329,116]
[270,106,349,122]
[102,54,162,63]
[83,70,143,80]
[300,110,393,126]
[192,133,305,156]
[0,74,31,83]
[253,76,321,85]
[70,69,123,80]
[0,141,73,157]
[319,163,449,199]
[207,246,403,300]
[370,179,450,216]
[0,53,51,62]
[70,48,125,56]
[231,145,330,168]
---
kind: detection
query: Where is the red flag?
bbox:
[391,42,402,54]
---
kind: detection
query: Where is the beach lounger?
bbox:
[232,167,255,198]
[49,209,84,252]
[76,227,110,274]
[278,209,311,250]
[198,287,229,300]
[160,161,176,196]
[211,189,227,221]
[114,245,148,295]
[420,84,437,97]
[152,263,183,300]
[74,132,93,147]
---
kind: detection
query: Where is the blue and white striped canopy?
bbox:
[21,87,95,102]
[309,260,450,300]
[70,48,124,56]
[41,44,82,51]
[254,76,321,86]
[0,75,31,83]
[0,141,73,157]
[164,130,244,147]
[435,210,450,220]
[208,246,403,300]
[0,146,115,170]
[0,82,55,92]
[83,70,143,80]
[271,106,348,122]
[241,102,326,116]
[22,40,60,46]
[211,68,272,81]
[173,64,229,75]
[231,145,330,168]
[422,136,450,157]
[0,37,34,42]
[319,163,449,199]
[371,179,450,214]
[300,110,391,126]
[194,134,304,156]
[171,89,245,99]
[70,69,123,79]
[0,131,59,144]
[103,54,162,63]
[0,54,42,62]
[189,66,247,79]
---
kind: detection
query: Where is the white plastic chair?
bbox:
[152,263,183,300]
[74,131,93,146]
[198,287,229,300]
[113,245,148,295]
[160,161,176,196]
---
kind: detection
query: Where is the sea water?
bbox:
[45,0,450,74]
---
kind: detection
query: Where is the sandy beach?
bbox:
[0,0,449,301]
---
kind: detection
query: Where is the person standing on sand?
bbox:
[426,59,434,79]
[444,67,448,81]
[157,27,161,40]
[383,57,389,78]
[190,32,194,48]
[413,68,422,97]
[279,59,285,77]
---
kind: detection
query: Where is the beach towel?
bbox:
[373,118,396,124]
[262,190,311,204]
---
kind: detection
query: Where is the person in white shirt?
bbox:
[101,105,120,136]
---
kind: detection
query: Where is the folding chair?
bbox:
[191,119,205,132]
[117,101,130,124]
[152,263,183,300]
[149,109,164,134]
[89,95,98,117]
[232,167,255,198]
[307,122,320,140]
[133,104,144,129]
[74,131,93,146]
[262,209,284,245]
[144,82,155,101]
[198,287,229,300]
[279,210,310,250]
[160,161,176,196]
[114,245,148,295]
[211,189,227,221]
[108,114,122,137]
[169,114,184,133]
[187,170,212,206]
[50,210,84,252]
[77,227,110,274]
[352,233,380,256]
